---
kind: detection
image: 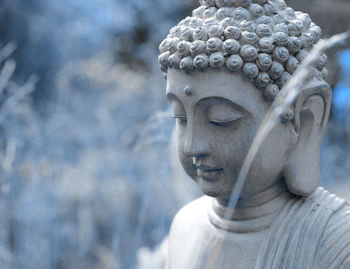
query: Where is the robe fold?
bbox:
[161,187,350,268]
[255,187,350,269]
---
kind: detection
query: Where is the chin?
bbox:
[201,189,219,197]
[197,177,232,198]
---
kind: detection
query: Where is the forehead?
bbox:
[166,69,269,115]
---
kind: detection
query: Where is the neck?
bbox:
[213,181,292,222]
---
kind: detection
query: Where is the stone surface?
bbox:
[154,0,350,268]
[287,0,350,87]
[158,0,328,105]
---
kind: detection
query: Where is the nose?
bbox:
[183,119,210,158]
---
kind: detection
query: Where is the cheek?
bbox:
[213,123,254,170]
[259,125,290,170]
[244,126,290,193]
[260,130,289,174]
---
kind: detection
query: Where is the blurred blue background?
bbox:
[0,0,348,268]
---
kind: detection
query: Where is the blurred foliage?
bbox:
[0,0,346,269]
[0,1,199,268]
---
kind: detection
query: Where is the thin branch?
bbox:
[0,42,17,64]
[0,75,38,123]
[0,59,16,96]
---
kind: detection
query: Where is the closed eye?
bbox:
[206,100,245,127]
[208,116,243,127]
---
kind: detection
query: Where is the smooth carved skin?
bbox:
[163,68,350,269]
[166,68,298,204]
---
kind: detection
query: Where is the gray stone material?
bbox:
[156,0,350,268]
[158,0,328,106]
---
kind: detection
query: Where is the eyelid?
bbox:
[208,115,243,123]
[209,116,244,123]
[207,104,245,123]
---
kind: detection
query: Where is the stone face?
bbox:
[156,1,350,268]
[167,69,290,199]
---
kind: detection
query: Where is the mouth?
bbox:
[196,165,223,182]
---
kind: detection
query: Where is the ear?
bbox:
[283,79,332,196]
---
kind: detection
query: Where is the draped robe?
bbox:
[255,187,350,269]
[163,187,350,269]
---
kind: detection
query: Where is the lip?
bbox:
[196,164,220,172]
[196,165,223,182]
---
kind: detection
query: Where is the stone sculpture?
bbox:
[157,0,350,268]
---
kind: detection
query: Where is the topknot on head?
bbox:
[158,0,328,104]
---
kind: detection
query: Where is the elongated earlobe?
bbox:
[284,108,320,196]
[284,81,331,196]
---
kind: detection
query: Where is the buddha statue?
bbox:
[157,0,350,268]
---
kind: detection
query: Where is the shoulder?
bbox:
[169,195,213,241]
[256,187,350,269]
[313,188,350,269]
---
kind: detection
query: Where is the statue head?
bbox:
[159,0,331,200]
